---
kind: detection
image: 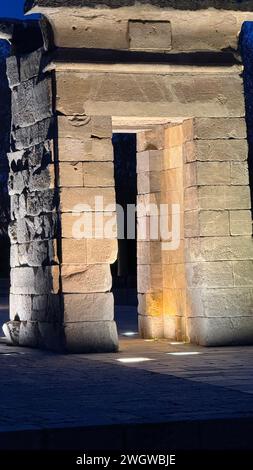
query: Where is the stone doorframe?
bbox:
[3,15,253,351]
[113,117,193,342]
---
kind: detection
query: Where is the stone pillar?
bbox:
[3,48,63,349]
[162,120,193,341]
[4,48,118,353]
[57,114,118,352]
[137,121,192,340]
[137,126,164,338]
[185,117,253,345]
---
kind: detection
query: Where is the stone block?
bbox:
[9,213,58,244]
[137,171,160,194]
[13,117,54,150]
[195,139,248,162]
[196,162,230,185]
[186,261,233,288]
[58,162,83,187]
[163,315,185,341]
[138,314,164,339]
[10,240,58,267]
[86,239,118,264]
[10,294,61,322]
[137,215,160,242]
[61,264,112,293]
[56,71,244,118]
[182,119,194,142]
[162,240,185,265]
[183,141,196,163]
[188,316,253,346]
[137,264,162,293]
[184,163,197,188]
[229,210,252,236]
[164,124,184,148]
[189,286,253,318]
[61,239,87,264]
[163,263,186,289]
[9,294,32,321]
[184,210,199,238]
[63,292,114,322]
[231,162,249,185]
[52,13,128,50]
[199,210,230,237]
[57,115,112,140]
[194,118,247,140]
[60,187,116,212]
[8,141,53,172]
[18,321,63,351]
[32,295,61,322]
[233,261,253,286]
[137,150,163,172]
[138,292,163,317]
[185,236,253,262]
[137,241,161,265]
[10,266,60,295]
[128,20,172,52]
[161,168,183,192]
[198,186,251,210]
[12,76,52,128]
[163,289,186,317]
[19,48,44,83]
[83,162,114,187]
[58,137,113,162]
[164,146,183,170]
[25,189,57,216]
[137,127,165,152]
[64,321,118,353]
[61,212,117,239]
[160,189,184,207]
[184,187,198,211]
[9,164,54,196]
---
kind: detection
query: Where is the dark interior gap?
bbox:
[111,133,138,334]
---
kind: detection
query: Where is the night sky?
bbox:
[0,0,35,19]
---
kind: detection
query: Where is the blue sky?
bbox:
[0,0,36,19]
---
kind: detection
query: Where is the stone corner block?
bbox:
[188,316,253,346]
[64,321,118,353]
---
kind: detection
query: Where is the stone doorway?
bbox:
[112,117,193,341]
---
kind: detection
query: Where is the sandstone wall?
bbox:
[186,116,253,345]
[26,3,253,54]
[53,63,253,345]
[57,114,118,352]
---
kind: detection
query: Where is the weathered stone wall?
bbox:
[25,4,253,55]
[53,61,253,346]
[186,116,253,345]
[3,47,119,353]
[136,116,253,345]
[57,114,118,352]
[3,48,63,350]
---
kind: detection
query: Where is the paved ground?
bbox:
[0,296,253,450]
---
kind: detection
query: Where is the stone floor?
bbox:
[0,296,253,450]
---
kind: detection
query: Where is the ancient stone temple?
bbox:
[1,0,253,352]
